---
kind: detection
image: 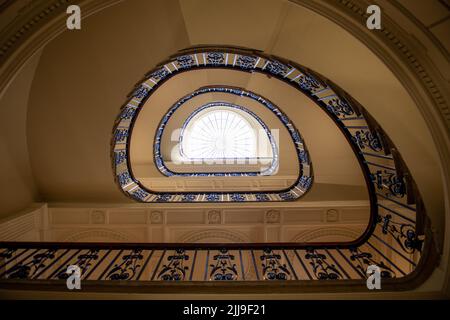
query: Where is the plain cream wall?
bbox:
[0,50,42,217]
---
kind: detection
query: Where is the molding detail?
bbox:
[0,204,44,241]
[0,0,70,59]
[0,0,124,95]
[290,227,361,243]
[178,229,250,243]
[265,210,281,224]
[61,228,132,242]
[207,210,222,225]
[0,211,36,241]
[90,210,106,224]
[149,211,163,224]
[325,209,339,222]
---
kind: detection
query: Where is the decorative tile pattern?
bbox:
[150,68,169,81]
[255,194,270,202]
[114,151,126,165]
[117,172,131,187]
[131,189,149,201]
[236,55,257,69]
[181,194,196,202]
[120,107,137,120]
[206,52,225,65]
[265,60,289,76]
[205,194,220,202]
[155,194,171,202]
[279,192,295,201]
[133,86,149,100]
[230,193,245,202]
[176,55,194,69]
[114,129,128,143]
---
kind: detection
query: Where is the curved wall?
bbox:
[0,50,42,217]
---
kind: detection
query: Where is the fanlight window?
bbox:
[180,106,271,161]
[181,109,255,159]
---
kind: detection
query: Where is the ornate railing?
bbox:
[0,182,437,292]
[0,233,436,292]
[0,244,420,282]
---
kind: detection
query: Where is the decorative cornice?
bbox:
[0,0,70,61]
[0,0,123,93]
[290,0,449,125]
[0,0,15,13]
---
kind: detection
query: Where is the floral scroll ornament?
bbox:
[209,249,239,281]
[260,249,291,280]
[158,249,189,281]
[304,249,342,280]
[106,249,144,280]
